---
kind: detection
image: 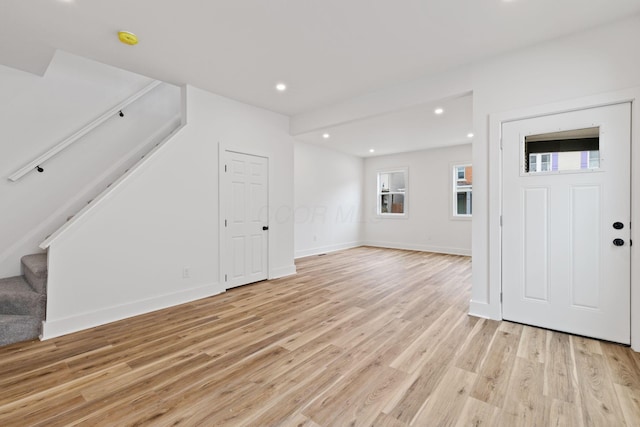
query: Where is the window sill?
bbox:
[377,213,409,220]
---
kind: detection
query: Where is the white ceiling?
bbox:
[295,94,473,157]
[1,0,639,157]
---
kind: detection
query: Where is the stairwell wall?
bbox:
[43,85,295,339]
[0,51,181,278]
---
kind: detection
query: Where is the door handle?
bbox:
[613,238,625,246]
[262,226,269,231]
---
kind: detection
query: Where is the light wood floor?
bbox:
[1,247,639,426]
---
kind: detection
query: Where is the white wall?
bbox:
[470,15,640,349]
[363,144,472,255]
[188,86,296,280]
[294,142,363,258]
[0,51,180,277]
[43,85,295,338]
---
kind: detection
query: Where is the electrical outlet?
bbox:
[182,267,190,279]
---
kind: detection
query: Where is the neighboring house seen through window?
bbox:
[378,169,407,216]
[453,165,472,217]
[529,153,552,172]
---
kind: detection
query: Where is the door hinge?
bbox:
[225,274,227,282]
[500,292,503,303]
[224,164,228,172]
[500,215,503,227]
[500,136,503,150]
[225,219,227,227]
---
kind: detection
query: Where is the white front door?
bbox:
[223,151,269,288]
[502,102,631,344]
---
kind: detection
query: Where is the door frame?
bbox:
[487,87,640,351]
[218,143,271,288]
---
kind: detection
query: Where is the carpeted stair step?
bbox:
[0,315,41,346]
[0,253,47,347]
[21,253,48,294]
[0,276,46,319]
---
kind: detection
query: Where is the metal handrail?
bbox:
[8,80,162,182]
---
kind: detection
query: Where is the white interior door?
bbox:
[502,103,631,344]
[224,151,269,289]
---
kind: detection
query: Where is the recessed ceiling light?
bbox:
[275,83,287,92]
[434,108,444,115]
[322,133,330,139]
[369,149,375,153]
[467,133,474,138]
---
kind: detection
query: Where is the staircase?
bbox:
[0,254,47,346]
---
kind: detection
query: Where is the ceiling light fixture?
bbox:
[467,133,474,138]
[322,133,330,139]
[118,31,138,46]
[369,149,375,153]
[434,108,444,115]
[275,83,287,92]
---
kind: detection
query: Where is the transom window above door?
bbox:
[524,127,601,174]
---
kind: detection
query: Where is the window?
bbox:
[524,127,600,174]
[587,150,600,169]
[528,153,552,172]
[377,169,407,216]
[453,164,472,217]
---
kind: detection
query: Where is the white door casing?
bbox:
[223,151,269,288]
[502,103,631,344]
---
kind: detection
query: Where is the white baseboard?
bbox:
[294,241,363,259]
[270,264,297,279]
[41,282,223,340]
[363,241,471,256]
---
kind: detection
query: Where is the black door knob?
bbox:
[613,222,624,230]
[613,238,625,246]
[262,226,269,231]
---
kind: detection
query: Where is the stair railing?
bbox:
[8,80,162,182]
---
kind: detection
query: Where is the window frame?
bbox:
[587,150,600,169]
[376,168,408,218]
[452,163,472,219]
[528,152,553,173]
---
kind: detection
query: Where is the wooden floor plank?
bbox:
[455,318,501,373]
[544,331,578,404]
[0,246,637,425]
[498,356,547,427]
[454,397,499,427]
[614,383,640,427]
[573,344,627,426]
[470,328,521,408]
[517,325,548,364]
[601,341,640,389]
[411,366,477,426]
